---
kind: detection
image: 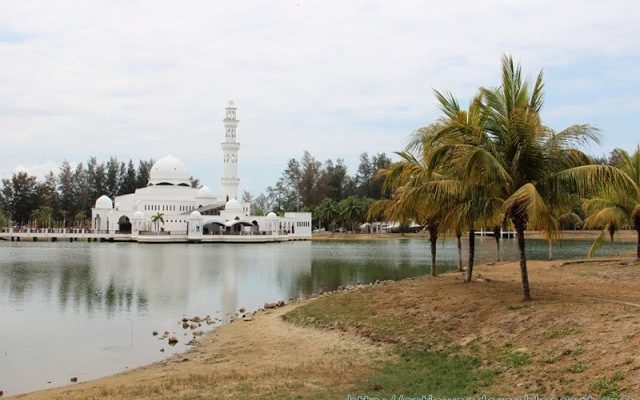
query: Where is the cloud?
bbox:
[0,0,639,194]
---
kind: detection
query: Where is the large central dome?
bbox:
[148,155,191,186]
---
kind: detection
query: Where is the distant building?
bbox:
[90,102,311,241]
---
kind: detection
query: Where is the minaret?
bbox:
[221,101,240,200]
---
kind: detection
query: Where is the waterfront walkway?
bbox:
[0,228,308,243]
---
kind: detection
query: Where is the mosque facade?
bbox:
[90,102,312,241]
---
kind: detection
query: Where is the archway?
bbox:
[118,215,132,234]
[203,222,225,235]
[94,214,101,231]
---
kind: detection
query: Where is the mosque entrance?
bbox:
[118,215,132,234]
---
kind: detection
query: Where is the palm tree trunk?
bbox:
[465,228,475,282]
[456,230,463,272]
[493,226,501,262]
[515,222,532,301]
[548,239,553,260]
[429,225,438,276]
[636,227,640,260]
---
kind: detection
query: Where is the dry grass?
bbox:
[285,257,640,397]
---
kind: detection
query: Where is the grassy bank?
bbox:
[284,258,640,397]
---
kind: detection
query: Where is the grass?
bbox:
[591,373,625,397]
[501,348,531,371]
[284,292,498,396]
[545,326,577,339]
[565,363,588,373]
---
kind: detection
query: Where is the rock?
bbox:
[160,348,165,352]
[189,322,198,330]
[181,317,189,323]
[164,330,170,335]
[167,335,178,345]
[264,302,277,309]
[337,285,344,291]
[182,322,190,329]
[152,331,158,336]
[239,307,245,313]
[243,316,253,322]
[193,330,204,336]
[186,339,197,346]
[70,377,78,383]
[191,316,202,323]
[0,389,3,397]
[276,300,285,307]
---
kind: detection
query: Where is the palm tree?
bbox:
[425,92,504,281]
[583,146,640,259]
[151,212,165,232]
[315,198,339,231]
[430,55,632,300]
[338,196,367,232]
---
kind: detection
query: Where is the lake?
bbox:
[0,237,632,395]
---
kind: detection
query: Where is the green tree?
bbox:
[338,196,367,232]
[151,212,165,232]
[431,55,632,300]
[315,198,339,230]
[32,205,53,228]
[119,160,138,195]
[583,145,640,259]
[1,171,40,225]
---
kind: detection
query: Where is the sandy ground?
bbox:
[9,256,640,398]
[11,305,389,400]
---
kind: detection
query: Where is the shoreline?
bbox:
[10,255,640,398]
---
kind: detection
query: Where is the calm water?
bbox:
[0,237,632,395]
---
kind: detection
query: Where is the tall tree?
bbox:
[1,171,40,225]
[432,55,632,300]
[583,145,640,259]
[119,159,138,195]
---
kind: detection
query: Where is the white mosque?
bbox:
[90,102,311,243]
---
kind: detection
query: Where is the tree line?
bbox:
[247,151,392,231]
[369,55,640,301]
[0,157,161,227]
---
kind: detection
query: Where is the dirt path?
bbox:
[13,304,390,400]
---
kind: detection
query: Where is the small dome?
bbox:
[148,155,190,186]
[266,212,277,219]
[189,210,202,218]
[225,199,243,212]
[95,195,113,209]
[133,211,144,219]
[197,186,213,197]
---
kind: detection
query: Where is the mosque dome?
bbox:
[95,195,113,209]
[148,155,190,187]
[197,186,214,197]
[189,210,202,218]
[225,198,243,213]
[266,211,277,219]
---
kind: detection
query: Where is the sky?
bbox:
[1,0,639,196]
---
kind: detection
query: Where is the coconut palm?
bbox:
[424,92,505,281]
[583,146,640,259]
[315,197,339,231]
[429,55,633,300]
[151,212,165,232]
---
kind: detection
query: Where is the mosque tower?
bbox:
[221,101,240,201]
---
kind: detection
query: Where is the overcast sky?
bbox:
[1,0,639,196]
